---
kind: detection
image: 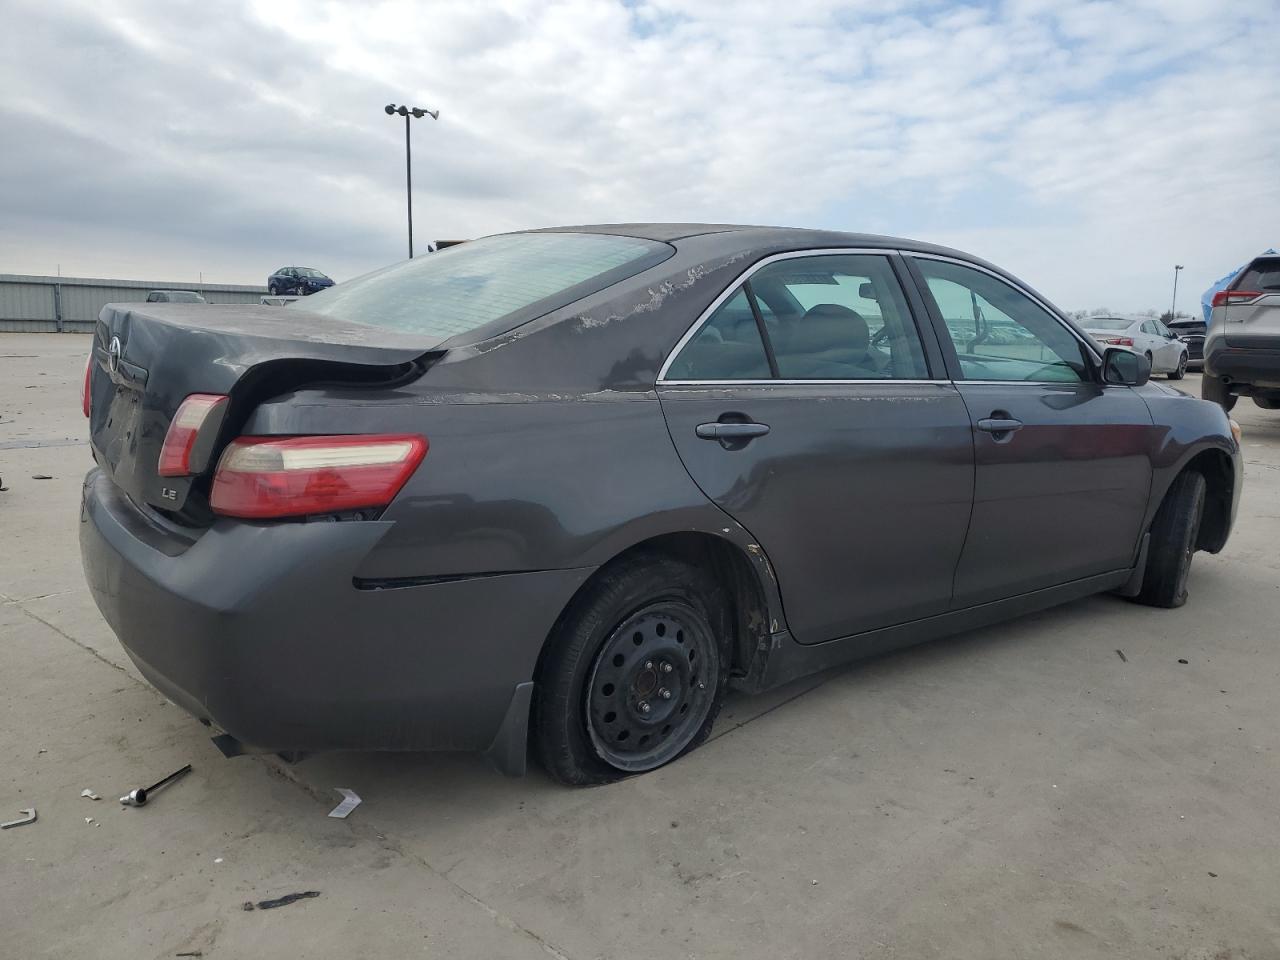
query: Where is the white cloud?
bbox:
[0,0,1276,312]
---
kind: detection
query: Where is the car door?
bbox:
[657,251,975,645]
[1152,319,1181,369]
[1146,321,1167,371]
[905,255,1155,607]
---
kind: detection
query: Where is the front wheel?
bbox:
[1133,470,1206,609]
[1168,352,1187,380]
[533,553,728,785]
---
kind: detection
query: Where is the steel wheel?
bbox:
[584,601,719,773]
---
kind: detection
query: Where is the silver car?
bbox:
[1080,316,1189,380]
[1202,254,1280,411]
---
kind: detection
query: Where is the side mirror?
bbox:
[1102,347,1151,386]
[858,282,877,299]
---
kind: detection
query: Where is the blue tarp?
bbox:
[1202,249,1278,323]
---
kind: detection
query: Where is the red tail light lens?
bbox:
[1099,336,1134,347]
[210,434,427,519]
[81,352,93,417]
[158,394,229,477]
[1212,290,1262,307]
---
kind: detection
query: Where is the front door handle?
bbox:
[696,422,771,441]
[976,418,1022,433]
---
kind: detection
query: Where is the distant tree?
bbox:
[1160,310,1192,323]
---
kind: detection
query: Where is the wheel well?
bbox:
[535,533,773,686]
[1184,449,1233,553]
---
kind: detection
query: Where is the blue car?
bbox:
[267,266,334,296]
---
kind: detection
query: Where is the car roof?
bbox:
[518,222,973,258]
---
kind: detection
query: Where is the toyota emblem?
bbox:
[107,336,122,374]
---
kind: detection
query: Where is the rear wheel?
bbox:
[533,553,728,785]
[1168,352,1187,380]
[1253,395,1280,410]
[267,282,279,296]
[1133,470,1206,609]
[1201,376,1237,411]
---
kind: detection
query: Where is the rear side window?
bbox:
[303,233,672,339]
[1235,258,1280,292]
[749,255,930,379]
[664,290,771,381]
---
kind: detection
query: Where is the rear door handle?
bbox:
[696,422,771,441]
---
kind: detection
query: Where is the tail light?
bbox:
[158,394,229,476]
[1098,336,1134,347]
[1212,290,1262,307]
[210,434,427,519]
[81,352,93,417]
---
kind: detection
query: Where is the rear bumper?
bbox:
[1204,338,1280,388]
[79,469,591,767]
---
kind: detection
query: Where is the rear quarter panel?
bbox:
[244,388,783,603]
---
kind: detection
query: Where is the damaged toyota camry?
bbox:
[80,225,1241,784]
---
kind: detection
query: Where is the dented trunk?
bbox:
[87,302,441,522]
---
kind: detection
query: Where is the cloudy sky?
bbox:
[1,0,1276,312]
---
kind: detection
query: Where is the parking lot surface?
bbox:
[3,332,1279,959]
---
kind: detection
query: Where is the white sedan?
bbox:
[1080,316,1189,379]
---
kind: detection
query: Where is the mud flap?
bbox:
[1114,532,1151,598]
[483,681,534,777]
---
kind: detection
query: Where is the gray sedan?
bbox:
[1081,315,1189,379]
[79,225,1241,784]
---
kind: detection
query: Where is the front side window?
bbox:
[913,258,1087,382]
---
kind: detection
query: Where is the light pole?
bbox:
[384,102,439,259]
[1170,264,1184,320]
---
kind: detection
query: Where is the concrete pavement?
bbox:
[2,333,1278,959]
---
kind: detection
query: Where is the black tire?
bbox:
[295,283,309,296]
[1201,376,1237,412]
[267,282,279,296]
[533,552,729,786]
[1253,395,1280,410]
[1168,352,1187,380]
[1133,470,1206,609]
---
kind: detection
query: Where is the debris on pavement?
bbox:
[327,788,362,819]
[175,952,203,958]
[243,891,321,911]
[1115,649,1128,662]
[31,473,52,480]
[120,763,192,807]
[80,789,100,801]
[1,808,37,829]
[1178,659,1189,664]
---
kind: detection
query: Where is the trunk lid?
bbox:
[87,302,440,520]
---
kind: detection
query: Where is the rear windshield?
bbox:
[1083,318,1132,331]
[302,232,672,338]
[1235,258,1280,292]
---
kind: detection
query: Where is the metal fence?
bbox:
[0,274,269,333]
